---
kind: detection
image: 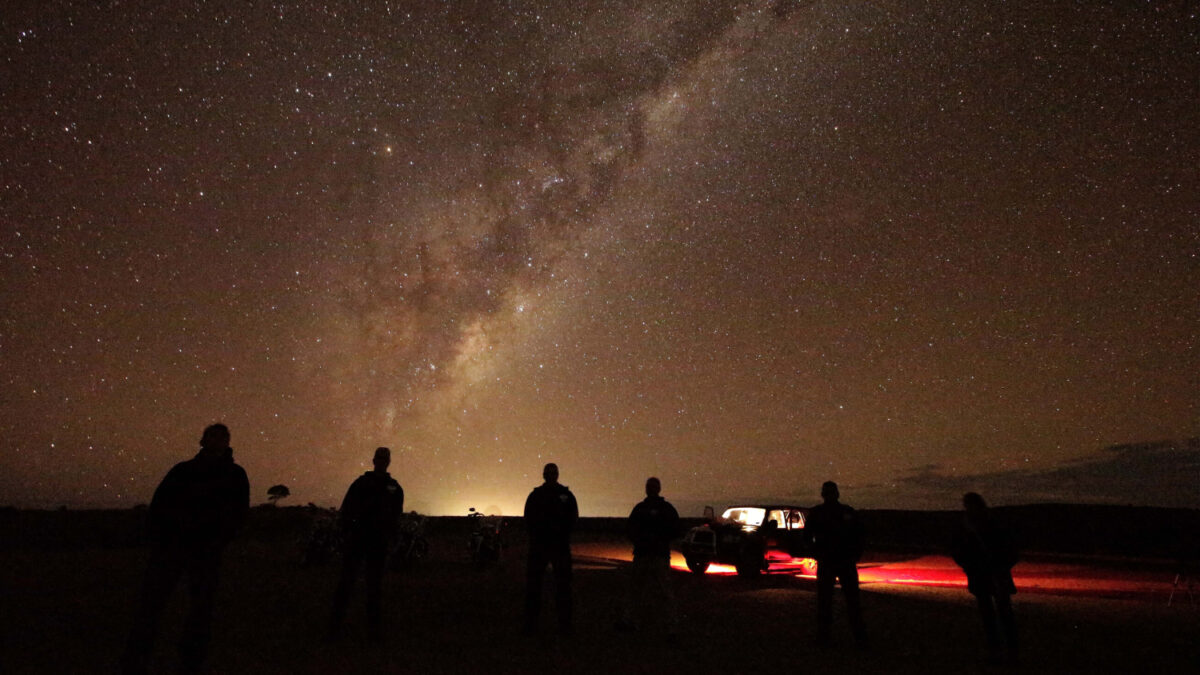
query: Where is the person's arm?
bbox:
[851,508,865,562]
[998,525,1019,568]
[234,466,250,533]
[663,503,681,541]
[567,491,579,527]
[950,527,970,569]
[384,482,403,538]
[147,464,184,541]
[523,490,535,532]
[338,481,359,533]
[805,507,822,547]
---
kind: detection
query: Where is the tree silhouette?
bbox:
[267,484,290,506]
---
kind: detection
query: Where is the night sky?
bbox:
[2,1,1197,515]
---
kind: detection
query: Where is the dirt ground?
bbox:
[2,528,1198,674]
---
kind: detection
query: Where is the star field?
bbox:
[1,1,1197,514]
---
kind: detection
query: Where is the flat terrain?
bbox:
[2,517,1198,674]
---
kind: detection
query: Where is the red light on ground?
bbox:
[670,556,817,576]
[775,558,818,577]
[670,561,739,575]
[859,566,968,587]
[664,551,1173,597]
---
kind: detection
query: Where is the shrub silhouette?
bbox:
[267,484,290,506]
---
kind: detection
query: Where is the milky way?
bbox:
[2,1,1197,514]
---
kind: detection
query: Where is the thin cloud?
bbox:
[874,439,1200,509]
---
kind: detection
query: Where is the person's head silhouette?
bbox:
[200,424,230,452]
[963,492,989,524]
[373,447,391,471]
[543,463,559,484]
[645,477,661,497]
[821,480,840,504]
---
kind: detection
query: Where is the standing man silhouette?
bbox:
[122,423,250,675]
[617,477,680,638]
[952,492,1019,663]
[808,480,867,648]
[523,462,578,635]
[329,447,403,641]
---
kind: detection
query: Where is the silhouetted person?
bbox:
[808,480,866,647]
[523,462,578,634]
[617,477,680,638]
[952,492,1018,663]
[329,447,403,641]
[122,423,250,675]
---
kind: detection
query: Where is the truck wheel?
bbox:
[685,556,710,574]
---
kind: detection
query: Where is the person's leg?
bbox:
[552,544,573,632]
[365,550,386,640]
[179,547,222,673]
[995,591,1017,654]
[524,545,547,632]
[976,592,1000,654]
[123,547,183,674]
[839,563,867,643]
[329,547,363,635]
[815,562,835,645]
[617,556,645,629]
[652,556,678,635]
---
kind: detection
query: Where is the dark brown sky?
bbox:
[2,1,1197,514]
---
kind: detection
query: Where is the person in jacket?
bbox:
[616,477,680,637]
[523,462,578,634]
[952,492,1018,662]
[122,423,250,675]
[328,446,403,641]
[807,480,866,647]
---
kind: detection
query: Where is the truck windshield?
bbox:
[721,507,766,527]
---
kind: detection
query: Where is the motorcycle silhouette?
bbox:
[298,507,340,567]
[300,508,428,571]
[390,511,430,570]
[467,507,505,569]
